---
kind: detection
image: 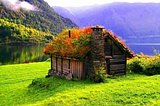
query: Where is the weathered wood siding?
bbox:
[109,55,126,75]
[70,60,83,79]
[104,38,112,56]
[105,37,127,75]
[51,57,56,71]
[62,59,70,74]
[51,56,84,79]
[113,42,123,55]
[57,58,61,73]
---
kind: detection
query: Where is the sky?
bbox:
[44,0,160,7]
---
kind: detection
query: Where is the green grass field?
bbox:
[0,62,160,106]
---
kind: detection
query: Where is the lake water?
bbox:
[0,45,49,65]
[127,44,160,55]
[126,36,160,55]
[0,44,160,65]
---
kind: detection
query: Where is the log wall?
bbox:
[109,55,126,75]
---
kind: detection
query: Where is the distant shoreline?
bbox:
[126,43,160,46]
[0,43,48,46]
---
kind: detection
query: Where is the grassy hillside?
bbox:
[0,61,160,106]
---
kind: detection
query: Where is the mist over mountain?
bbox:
[0,0,77,35]
[53,2,160,43]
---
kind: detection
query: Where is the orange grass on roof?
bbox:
[44,27,92,58]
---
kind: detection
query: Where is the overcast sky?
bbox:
[44,0,160,7]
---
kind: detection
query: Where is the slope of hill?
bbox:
[53,3,160,42]
[0,0,77,35]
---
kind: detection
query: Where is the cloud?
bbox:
[0,0,39,11]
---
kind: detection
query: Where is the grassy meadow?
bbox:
[0,61,160,106]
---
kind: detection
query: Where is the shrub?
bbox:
[94,66,108,83]
[127,57,146,74]
[145,56,160,75]
[127,54,160,75]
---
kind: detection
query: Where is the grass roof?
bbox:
[44,27,133,58]
[44,27,92,58]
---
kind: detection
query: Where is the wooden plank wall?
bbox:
[70,60,83,79]
[104,38,112,56]
[109,55,126,75]
[57,58,61,73]
[52,57,56,71]
[63,59,70,74]
[51,57,84,79]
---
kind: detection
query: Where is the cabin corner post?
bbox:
[51,54,53,70]
[61,57,63,75]
[125,55,127,75]
[56,56,58,72]
[46,54,54,77]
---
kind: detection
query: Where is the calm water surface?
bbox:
[0,44,160,65]
[127,44,160,55]
[0,45,49,65]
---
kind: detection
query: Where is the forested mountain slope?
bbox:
[0,19,52,44]
[0,0,77,35]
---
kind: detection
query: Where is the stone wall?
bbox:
[85,26,106,79]
[91,26,105,66]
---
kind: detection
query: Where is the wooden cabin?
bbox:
[45,26,133,79]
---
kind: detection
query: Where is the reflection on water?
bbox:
[0,45,49,65]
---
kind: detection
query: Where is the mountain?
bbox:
[53,6,77,24]
[0,0,77,35]
[52,3,160,43]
